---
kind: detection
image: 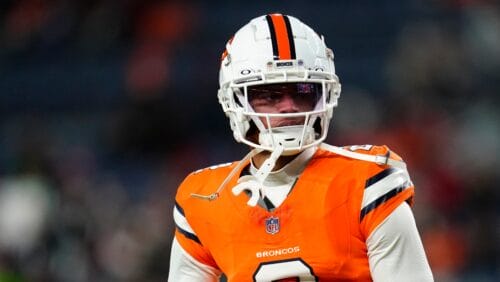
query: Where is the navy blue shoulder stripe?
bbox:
[360,180,412,221]
[174,201,201,244]
[175,224,201,245]
[365,167,397,188]
[265,15,279,60]
[175,201,185,216]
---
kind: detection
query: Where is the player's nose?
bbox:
[277,94,299,113]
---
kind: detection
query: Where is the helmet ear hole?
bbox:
[233,92,243,107]
[245,121,259,143]
[313,118,322,136]
[325,86,331,103]
[232,87,245,106]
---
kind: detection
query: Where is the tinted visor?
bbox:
[247,83,322,110]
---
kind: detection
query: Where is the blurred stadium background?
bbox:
[0,0,498,281]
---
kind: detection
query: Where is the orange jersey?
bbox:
[173,145,415,281]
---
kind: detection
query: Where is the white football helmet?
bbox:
[218,13,341,155]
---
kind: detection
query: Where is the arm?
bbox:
[168,237,222,282]
[367,202,434,282]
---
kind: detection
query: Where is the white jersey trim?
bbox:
[168,237,221,281]
[362,168,412,209]
[173,204,196,235]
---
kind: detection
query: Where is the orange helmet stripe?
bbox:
[266,14,296,60]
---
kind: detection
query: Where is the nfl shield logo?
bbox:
[265,216,280,235]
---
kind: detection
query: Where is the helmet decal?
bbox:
[220,36,234,64]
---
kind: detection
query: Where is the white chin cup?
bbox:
[258,125,315,155]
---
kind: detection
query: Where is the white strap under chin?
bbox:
[231,145,285,207]
[231,175,262,206]
[319,143,407,169]
[254,145,285,182]
[190,148,262,201]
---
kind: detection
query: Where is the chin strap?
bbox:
[254,145,285,182]
[231,144,284,206]
[319,143,407,169]
[190,148,262,201]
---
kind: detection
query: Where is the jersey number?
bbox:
[349,144,373,151]
[253,258,317,281]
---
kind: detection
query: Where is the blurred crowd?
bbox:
[0,0,498,281]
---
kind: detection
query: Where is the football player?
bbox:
[169,13,434,281]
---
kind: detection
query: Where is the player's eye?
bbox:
[248,89,283,103]
[247,83,321,107]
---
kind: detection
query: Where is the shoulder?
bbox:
[318,144,404,161]
[176,161,236,200]
[322,145,416,236]
[317,143,412,192]
[312,143,415,222]
[174,161,241,238]
[349,144,404,161]
[308,144,409,178]
[315,143,407,170]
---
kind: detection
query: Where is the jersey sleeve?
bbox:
[358,146,415,238]
[168,237,222,281]
[367,203,434,282]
